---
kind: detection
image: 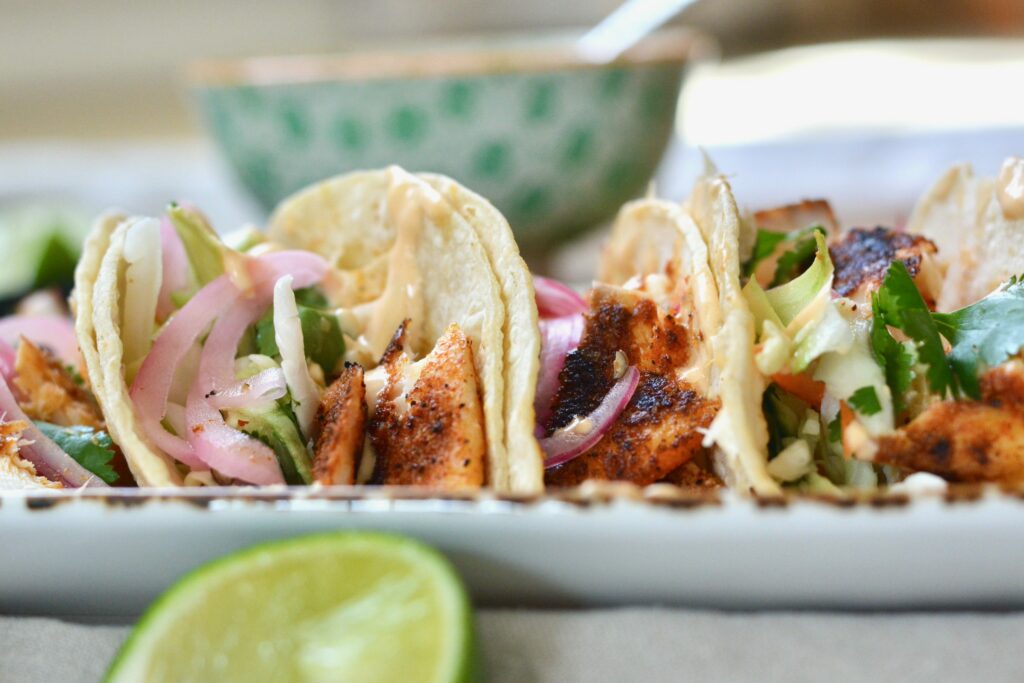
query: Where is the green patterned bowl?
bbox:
[189,29,709,250]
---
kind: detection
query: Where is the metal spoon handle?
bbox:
[578,0,701,63]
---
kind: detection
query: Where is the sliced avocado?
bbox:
[227,407,313,485]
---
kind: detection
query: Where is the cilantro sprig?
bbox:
[872,261,955,399]
[871,263,1024,403]
[36,422,119,484]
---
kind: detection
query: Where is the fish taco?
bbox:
[528,188,771,492]
[73,167,537,491]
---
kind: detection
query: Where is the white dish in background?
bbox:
[2,488,1023,617]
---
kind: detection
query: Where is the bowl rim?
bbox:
[188,26,714,87]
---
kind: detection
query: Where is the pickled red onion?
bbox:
[130,248,327,472]
[534,276,587,318]
[157,217,189,321]
[207,368,286,411]
[130,275,237,468]
[248,250,328,289]
[185,294,284,485]
[534,314,584,429]
[0,375,105,487]
[0,315,78,365]
[541,366,640,469]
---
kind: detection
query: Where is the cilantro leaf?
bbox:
[932,275,1024,400]
[847,386,882,416]
[872,261,955,399]
[35,422,119,484]
[869,302,915,415]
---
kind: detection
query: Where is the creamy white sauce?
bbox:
[556,416,595,437]
[362,365,389,414]
[351,168,451,362]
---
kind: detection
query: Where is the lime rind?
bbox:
[105,532,476,683]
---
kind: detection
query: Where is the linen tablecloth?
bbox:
[4,609,1024,682]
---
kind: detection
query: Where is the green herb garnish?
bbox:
[36,422,118,484]
[932,275,1024,399]
[847,386,882,416]
[871,261,954,399]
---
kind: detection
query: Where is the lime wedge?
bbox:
[105,533,477,683]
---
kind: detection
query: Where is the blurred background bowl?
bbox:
[189,27,711,251]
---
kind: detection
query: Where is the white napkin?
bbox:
[4,609,1024,682]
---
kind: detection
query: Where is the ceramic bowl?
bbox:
[189,28,710,250]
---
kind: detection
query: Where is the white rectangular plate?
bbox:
[2,488,1023,616]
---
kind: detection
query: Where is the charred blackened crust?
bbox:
[544,286,717,488]
[546,286,691,434]
[312,363,366,485]
[829,227,937,298]
[379,319,410,367]
[369,325,486,489]
[545,373,719,487]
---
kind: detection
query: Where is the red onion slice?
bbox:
[0,375,105,487]
[534,314,584,429]
[130,275,238,468]
[0,315,79,365]
[534,276,587,318]
[207,368,286,411]
[248,250,328,288]
[186,294,284,485]
[157,217,189,321]
[541,366,640,469]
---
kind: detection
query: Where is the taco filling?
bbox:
[741,156,1024,490]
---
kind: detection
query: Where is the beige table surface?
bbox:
[5,609,1024,683]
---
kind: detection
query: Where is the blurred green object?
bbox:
[0,204,91,300]
[105,532,478,683]
[191,28,707,251]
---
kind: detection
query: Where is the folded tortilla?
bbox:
[599,187,780,495]
[76,167,534,491]
[270,167,537,491]
[908,158,1024,311]
[75,212,185,486]
[684,173,779,495]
